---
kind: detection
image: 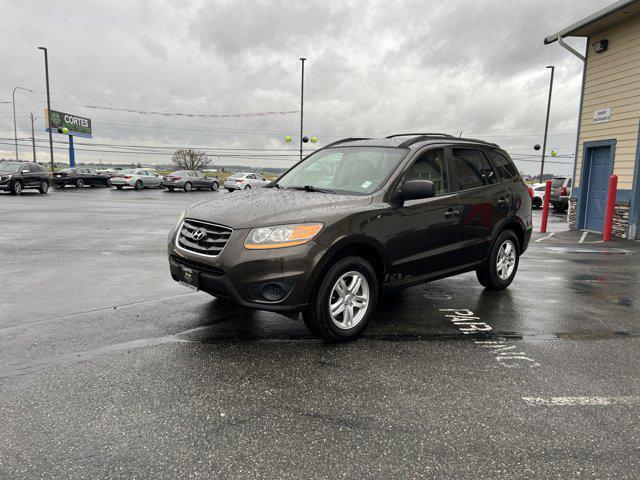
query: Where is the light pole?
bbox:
[299,57,306,161]
[38,47,55,172]
[540,65,555,181]
[12,86,33,161]
[30,113,37,162]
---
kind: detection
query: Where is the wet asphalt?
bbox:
[1,187,639,479]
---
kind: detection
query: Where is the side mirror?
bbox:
[398,179,436,201]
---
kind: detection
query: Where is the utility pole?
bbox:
[540,65,555,181]
[299,57,306,161]
[30,113,37,162]
[38,47,55,172]
[12,86,33,161]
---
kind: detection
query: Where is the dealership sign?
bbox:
[45,109,92,138]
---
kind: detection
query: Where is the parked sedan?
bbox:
[161,170,219,192]
[109,168,163,190]
[223,172,270,191]
[52,168,111,188]
[530,182,546,209]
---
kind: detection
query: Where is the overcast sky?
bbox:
[0,0,614,175]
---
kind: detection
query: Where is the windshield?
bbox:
[0,162,22,173]
[552,177,566,188]
[277,147,407,194]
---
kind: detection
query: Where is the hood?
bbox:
[186,188,373,229]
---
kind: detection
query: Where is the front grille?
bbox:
[177,218,233,256]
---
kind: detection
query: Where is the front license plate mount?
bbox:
[179,266,199,291]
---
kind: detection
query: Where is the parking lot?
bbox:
[1,187,640,479]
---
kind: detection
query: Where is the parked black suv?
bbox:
[0,161,50,194]
[168,134,532,341]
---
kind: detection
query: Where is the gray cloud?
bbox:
[0,0,613,174]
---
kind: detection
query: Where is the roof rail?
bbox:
[323,137,371,148]
[452,137,499,147]
[386,133,454,139]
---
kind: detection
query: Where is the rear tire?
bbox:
[211,182,219,191]
[303,256,378,342]
[116,185,123,190]
[38,180,49,194]
[134,180,143,190]
[76,178,84,188]
[532,197,542,209]
[167,186,175,192]
[226,188,233,193]
[476,230,520,290]
[244,185,251,190]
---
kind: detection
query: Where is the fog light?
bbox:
[262,283,285,301]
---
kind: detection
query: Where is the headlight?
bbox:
[245,223,323,249]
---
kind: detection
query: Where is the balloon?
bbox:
[62,127,69,134]
[310,136,318,143]
[284,135,292,143]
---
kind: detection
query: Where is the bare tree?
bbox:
[171,149,211,170]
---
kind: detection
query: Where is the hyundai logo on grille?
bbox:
[191,228,206,241]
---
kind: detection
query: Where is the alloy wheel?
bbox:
[496,240,516,280]
[328,271,370,330]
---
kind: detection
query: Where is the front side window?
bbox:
[277,146,407,195]
[452,149,496,190]
[403,148,448,194]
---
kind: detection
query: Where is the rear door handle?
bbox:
[444,209,460,218]
[497,198,508,206]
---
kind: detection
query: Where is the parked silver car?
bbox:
[223,172,270,191]
[161,170,219,192]
[109,168,162,190]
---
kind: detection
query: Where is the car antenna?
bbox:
[458,131,463,138]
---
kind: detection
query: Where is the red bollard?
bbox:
[603,175,618,242]
[540,180,552,233]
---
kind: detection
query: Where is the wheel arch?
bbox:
[304,236,389,302]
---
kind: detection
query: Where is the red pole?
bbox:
[603,174,618,242]
[540,179,552,233]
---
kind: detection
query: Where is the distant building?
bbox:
[545,0,640,238]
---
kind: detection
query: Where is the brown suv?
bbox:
[168,134,532,341]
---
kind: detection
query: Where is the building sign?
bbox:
[45,109,92,138]
[593,107,612,124]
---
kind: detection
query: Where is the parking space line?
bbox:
[535,232,555,242]
[578,231,589,243]
[523,396,640,406]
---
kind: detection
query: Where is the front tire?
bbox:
[476,230,520,290]
[76,178,84,188]
[10,181,23,195]
[184,182,192,192]
[244,185,251,190]
[532,197,542,209]
[303,256,378,342]
[38,180,49,194]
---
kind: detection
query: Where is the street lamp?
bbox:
[299,57,306,161]
[38,47,55,172]
[12,86,33,161]
[540,65,555,181]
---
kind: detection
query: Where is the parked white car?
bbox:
[530,182,546,209]
[109,168,163,190]
[223,172,270,191]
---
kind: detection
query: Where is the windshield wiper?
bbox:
[289,185,334,193]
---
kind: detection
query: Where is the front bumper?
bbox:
[168,225,328,311]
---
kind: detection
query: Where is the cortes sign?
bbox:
[45,109,92,138]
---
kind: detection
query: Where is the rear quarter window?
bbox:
[489,151,519,180]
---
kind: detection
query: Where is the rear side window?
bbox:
[452,149,496,190]
[489,151,519,180]
[404,148,449,194]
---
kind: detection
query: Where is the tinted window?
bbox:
[21,165,31,173]
[452,149,495,190]
[489,151,518,180]
[552,177,566,188]
[32,164,44,172]
[0,162,22,173]
[247,174,256,179]
[404,148,448,194]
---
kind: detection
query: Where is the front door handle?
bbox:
[497,198,508,206]
[444,209,460,218]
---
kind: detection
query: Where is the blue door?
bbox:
[584,145,613,232]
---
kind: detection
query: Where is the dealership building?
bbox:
[545,0,640,239]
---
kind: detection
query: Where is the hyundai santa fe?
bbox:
[168,133,533,342]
